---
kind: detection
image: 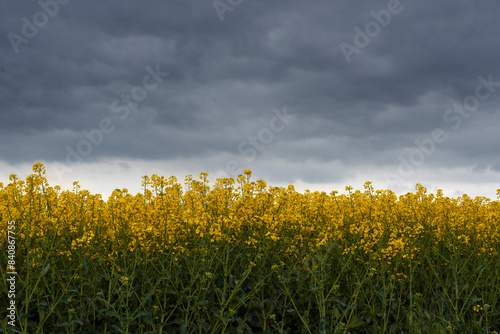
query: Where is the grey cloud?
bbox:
[1,0,500,195]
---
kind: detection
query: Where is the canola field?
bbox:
[1,163,500,333]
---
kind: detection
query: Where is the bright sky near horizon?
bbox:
[2,0,500,200]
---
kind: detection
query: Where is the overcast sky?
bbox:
[1,0,500,199]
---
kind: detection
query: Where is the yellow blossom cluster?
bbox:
[1,163,499,264]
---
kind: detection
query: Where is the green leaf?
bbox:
[106,310,120,318]
[195,300,210,306]
[347,316,363,328]
[132,311,150,320]
[40,263,50,276]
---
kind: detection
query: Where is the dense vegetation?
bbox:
[1,163,499,333]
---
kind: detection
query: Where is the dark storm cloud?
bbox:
[1,0,500,188]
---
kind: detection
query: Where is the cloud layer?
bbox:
[1,0,500,198]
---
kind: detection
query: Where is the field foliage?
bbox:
[1,163,500,333]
